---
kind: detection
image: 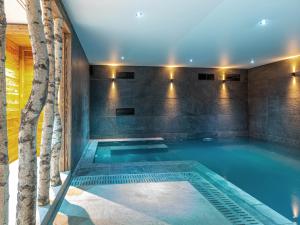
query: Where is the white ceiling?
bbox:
[5,0,27,24]
[6,0,300,68]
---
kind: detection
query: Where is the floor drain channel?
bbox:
[189,175,262,225]
[71,172,262,225]
[71,172,190,186]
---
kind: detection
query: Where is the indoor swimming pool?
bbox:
[94,138,300,223]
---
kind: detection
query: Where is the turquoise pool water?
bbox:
[95,138,300,222]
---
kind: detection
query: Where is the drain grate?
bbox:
[71,172,262,225]
[189,175,262,225]
[71,172,190,186]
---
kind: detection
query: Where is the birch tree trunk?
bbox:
[38,0,55,206]
[16,0,49,224]
[50,18,63,187]
[0,1,8,224]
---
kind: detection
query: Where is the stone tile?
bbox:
[90,65,248,139]
[54,182,231,225]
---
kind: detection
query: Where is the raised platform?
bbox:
[98,144,168,151]
[95,137,164,143]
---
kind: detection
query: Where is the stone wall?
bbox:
[248,58,300,147]
[60,2,90,170]
[70,34,90,169]
[90,66,248,140]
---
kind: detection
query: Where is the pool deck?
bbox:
[51,139,295,225]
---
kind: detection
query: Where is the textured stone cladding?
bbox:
[90,66,248,140]
[70,34,90,169]
[248,58,300,147]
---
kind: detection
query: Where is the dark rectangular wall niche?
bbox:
[226,74,241,81]
[116,72,135,79]
[90,66,248,140]
[116,108,135,116]
[198,73,215,80]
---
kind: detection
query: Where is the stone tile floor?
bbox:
[54,181,231,225]
[53,164,294,225]
[51,140,295,225]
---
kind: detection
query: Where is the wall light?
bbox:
[222,72,226,83]
[292,71,300,77]
[111,72,116,82]
[170,72,174,82]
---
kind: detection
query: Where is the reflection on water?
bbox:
[292,194,299,224]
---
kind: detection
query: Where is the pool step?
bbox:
[97,137,164,143]
[99,144,168,151]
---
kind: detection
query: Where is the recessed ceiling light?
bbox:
[250,59,255,64]
[136,11,144,18]
[189,59,193,63]
[258,19,268,26]
[121,56,125,61]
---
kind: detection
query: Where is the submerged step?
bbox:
[97,137,164,143]
[99,144,168,151]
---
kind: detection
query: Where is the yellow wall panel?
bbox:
[6,40,44,162]
[6,39,20,162]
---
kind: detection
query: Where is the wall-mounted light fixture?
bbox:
[222,73,226,83]
[292,71,300,77]
[111,72,116,82]
[170,72,174,82]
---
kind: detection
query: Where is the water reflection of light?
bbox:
[292,195,299,222]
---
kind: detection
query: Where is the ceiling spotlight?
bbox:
[258,19,268,26]
[136,11,144,18]
[250,59,255,64]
